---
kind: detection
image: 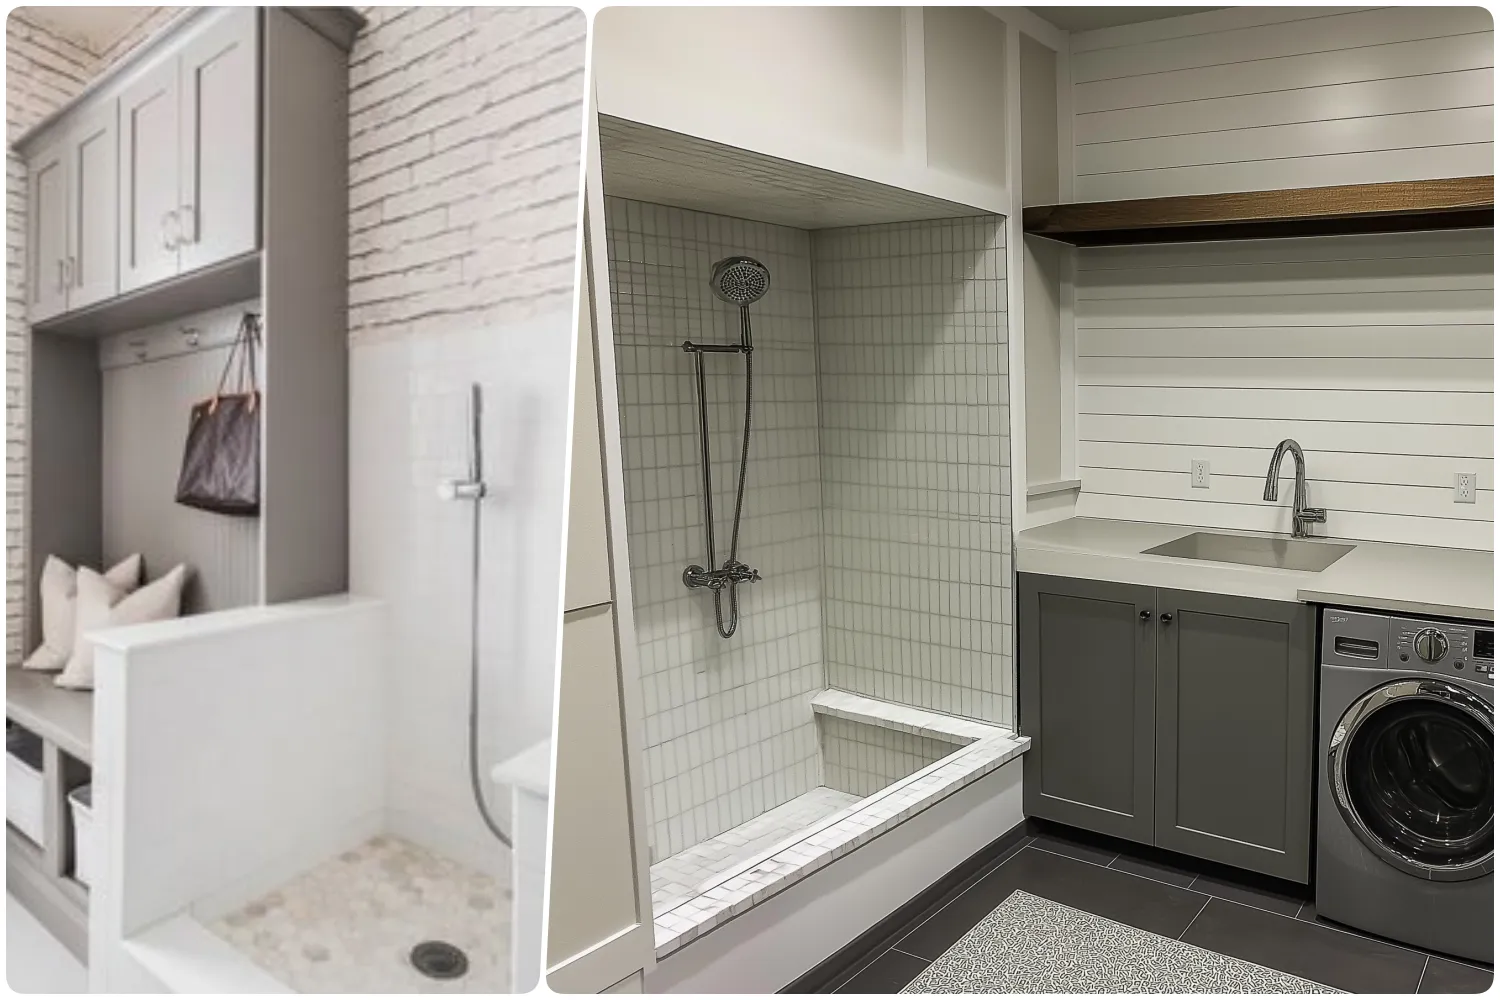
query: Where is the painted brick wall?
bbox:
[348,6,586,346]
[346,5,587,874]
[5,6,173,663]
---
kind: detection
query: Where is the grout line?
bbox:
[1416,955,1430,994]
[1210,895,1440,973]
[890,946,931,962]
[1177,896,1212,940]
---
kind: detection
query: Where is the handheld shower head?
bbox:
[711,256,771,306]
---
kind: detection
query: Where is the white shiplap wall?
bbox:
[1070,7,1494,200]
[1074,229,1493,551]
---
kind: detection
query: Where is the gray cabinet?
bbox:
[1155,589,1313,882]
[1019,574,1157,843]
[26,138,69,323]
[118,57,181,293]
[1019,573,1316,883]
[65,101,119,310]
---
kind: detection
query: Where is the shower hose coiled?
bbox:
[713,340,753,639]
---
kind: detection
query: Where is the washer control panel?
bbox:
[1392,616,1494,679]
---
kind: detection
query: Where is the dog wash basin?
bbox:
[1143,531,1354,572]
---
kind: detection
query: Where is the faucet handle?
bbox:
[1297,507,1327,524]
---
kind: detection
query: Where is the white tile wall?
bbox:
[1070,7,1494,200]
[819,716,960,798]
[4,8,175,664]
[346,6,585,875]
[606,197,826,860]
[1074,230,1494,551]
[814,217,1013,725]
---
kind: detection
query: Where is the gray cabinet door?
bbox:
[66,100,119,311]
[1020,573,1157,843]
[118,57,181,292]
[27,139,69,322]
[177,6,259,274]
[1154,589,1314,883]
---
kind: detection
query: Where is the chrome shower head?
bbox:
[711,256,771,306]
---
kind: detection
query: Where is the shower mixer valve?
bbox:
[683,560,761,591]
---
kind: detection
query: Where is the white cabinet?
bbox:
[177,6,258,274]
[118,59,181,293]
[26,139,69,323]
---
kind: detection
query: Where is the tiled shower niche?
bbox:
[603,198,1011,872]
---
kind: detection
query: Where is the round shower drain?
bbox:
[410,940,469,980]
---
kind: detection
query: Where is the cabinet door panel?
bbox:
[1020,573,1157,844]
[118,58,181,292]
[27,141,69,322]
[1155,589,1314,882]
[68,102,119,310]
[178,6,259,274]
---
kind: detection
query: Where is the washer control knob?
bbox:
[1414,628,1449,664]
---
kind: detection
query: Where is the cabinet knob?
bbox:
[1160,613,1174,624]
[179,203,197,245]
[1139,610,1152,621]
[162,210,180,250]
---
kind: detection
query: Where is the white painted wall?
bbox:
[592,6,1009,213]
[346,5,585,875]
[1073,229,1493,550]
[1069,6,1494,200]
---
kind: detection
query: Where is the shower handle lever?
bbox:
[438,478,487,501]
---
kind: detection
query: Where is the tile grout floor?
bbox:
[822,825,1494,994]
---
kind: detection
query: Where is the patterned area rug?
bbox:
[903,891,1341,994]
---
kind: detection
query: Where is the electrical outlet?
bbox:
[1191,460,1210,489]
[1455,472,1477,504]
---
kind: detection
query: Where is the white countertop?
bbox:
[1017,518,1493,621]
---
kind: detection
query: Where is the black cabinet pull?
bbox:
[1139,610,1152,621]
[1160,612,1173,624]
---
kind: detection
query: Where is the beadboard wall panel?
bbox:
[1074,230,1493,551]
[1070,7,1495,200]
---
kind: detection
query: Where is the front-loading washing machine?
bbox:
[1317,608,1493,963]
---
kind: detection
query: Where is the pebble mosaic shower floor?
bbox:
[208,836,509,993]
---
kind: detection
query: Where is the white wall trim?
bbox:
[901,7,927,170]
[1003,17,1029,535]
[548,922,656,995]
[984,6,1068,52]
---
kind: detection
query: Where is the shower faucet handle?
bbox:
[438,478,487,501]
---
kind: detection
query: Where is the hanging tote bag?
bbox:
[175,313,262,516]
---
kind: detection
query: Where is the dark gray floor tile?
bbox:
[1181,898,1427,994]
[1419,957,1494,994]
[1109,852,1198,888]
[833,949,928,993]
[1027,830,1119,868]
[1187,871,1306,918]
[897,846,1208,961]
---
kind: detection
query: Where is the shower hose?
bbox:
[712,321,754,639]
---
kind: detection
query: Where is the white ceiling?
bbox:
[1026,7,1223,32]
[599,117,985,231]
[19,6,154,54]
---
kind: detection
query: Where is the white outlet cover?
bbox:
[1455,472,1478,504]
[1191,460,1210,489]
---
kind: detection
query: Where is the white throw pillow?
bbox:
[55,564,187,691]
[22,554,142,670]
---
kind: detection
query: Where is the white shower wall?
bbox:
[606,198,826,860]
[607,200,1013,862]
[814,218,1012,725]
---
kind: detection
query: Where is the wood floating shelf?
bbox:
[1022,176,1494,246]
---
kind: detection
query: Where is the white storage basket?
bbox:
[69,784,95,888]
[6,728,45,845]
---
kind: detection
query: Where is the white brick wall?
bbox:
[5,6,172,663]
[348,6,587,346]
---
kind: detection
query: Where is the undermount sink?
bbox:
[1142,531,1355,572]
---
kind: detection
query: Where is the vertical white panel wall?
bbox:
[1073,230,1494,551]
[592,7,1010,213]
[1069,7,1494,200]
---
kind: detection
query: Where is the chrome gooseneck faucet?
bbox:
[1263,439,1326,538]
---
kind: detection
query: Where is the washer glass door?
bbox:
[1332,678,1494,880]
